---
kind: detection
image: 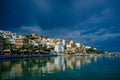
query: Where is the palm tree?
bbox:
[3,42,11,50]
[21,45,25,55]
[29,45,34,54]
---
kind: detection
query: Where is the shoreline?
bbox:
[0,54,58,59]
[0,53,119,59]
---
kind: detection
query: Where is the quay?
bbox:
[0,54,58,59]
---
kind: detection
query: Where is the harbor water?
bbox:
[0,55,120,80]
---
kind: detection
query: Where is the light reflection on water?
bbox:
[1,56,120,80]
[0,55,97,80]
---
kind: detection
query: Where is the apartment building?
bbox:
[15,37,29,48]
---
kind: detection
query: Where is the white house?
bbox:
[7,38,15,44]
[70,40,74,44]
[54,41,64,53]
[41,38,47,45]
[11,33,16,38]
[29,40,41,49]
[85,46,91,49]
[76,43,81,47]
[62,39,65,46]
[66,44,71,48]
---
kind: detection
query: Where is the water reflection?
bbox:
[0,55,98,80]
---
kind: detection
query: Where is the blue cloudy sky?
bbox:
[0,0,120,52]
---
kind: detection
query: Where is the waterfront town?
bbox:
[0,30,106,56]
[0,30,119,79]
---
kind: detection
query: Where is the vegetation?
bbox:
[96,50,105,54]
[86,48,105,54]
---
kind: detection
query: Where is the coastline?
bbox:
[0,54,58,59]
[0,53,119,59]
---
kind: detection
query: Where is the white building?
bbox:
[94,48,97,50]
[0,30,16,39]
[41,38,47,45]
[11,33,16,38]
[16,35,25,38]
[2,31,12,38]
[76,43,81,47]
[85,46,91,49]
[29,40,41,49]
[70,40,74,44]
[66,44,71,48]
[46,41,50,48]
[62,39,65,46]
[5,38,15,44]
[54,41,64,53]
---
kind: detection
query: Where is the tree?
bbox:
[29,45,34,54]
[97,50,105,54]
[86,48,97,54]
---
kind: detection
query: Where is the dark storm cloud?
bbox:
[0,0,112,29]
[0,0,120,52]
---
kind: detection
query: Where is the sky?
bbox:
[0,0,120,52]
